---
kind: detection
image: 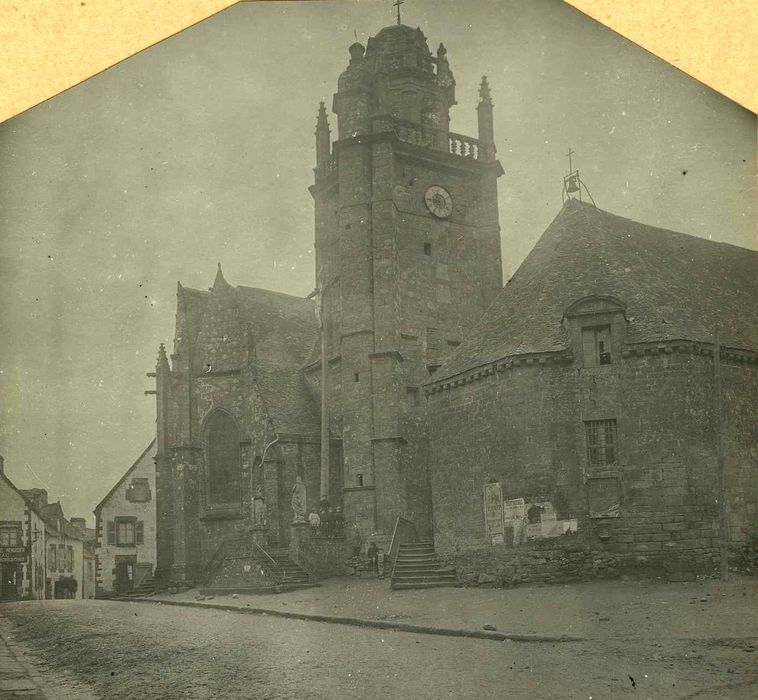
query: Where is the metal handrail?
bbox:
[388,515,419,578]
[251,541,285,584]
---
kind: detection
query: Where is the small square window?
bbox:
[424,242,432,256]
[353,372,360,383]
[585,419,618,468]
[447,339,461,348]
[126,478,151,503]
[581,326,612,367]
[356,473,364,487]
[406,386,421,407]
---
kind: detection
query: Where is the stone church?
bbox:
[153,22,757,584]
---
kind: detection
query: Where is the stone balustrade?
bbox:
[316,120,494,182]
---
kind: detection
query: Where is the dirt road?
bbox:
[2,600,757,698]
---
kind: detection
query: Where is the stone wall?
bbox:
[428,347,758,582]
[289,530,358,578]
[441,535,720,588]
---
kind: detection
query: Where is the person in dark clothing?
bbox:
[367,542,378,575]
[324,507,335,538]
[334,506,345,537]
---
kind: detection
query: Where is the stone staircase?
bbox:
[390,541,458,590]
[126,575,156,597]
[266,548,313,587]
[202,538,315,593]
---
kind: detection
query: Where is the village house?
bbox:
[22,489,92,600]
[1,457,95,600]
[94,440,157,596]
[0,459,47,601]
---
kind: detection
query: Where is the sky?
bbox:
[0,0,755,522]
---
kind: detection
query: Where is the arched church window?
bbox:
[204,410,241,504]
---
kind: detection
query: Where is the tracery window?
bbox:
[205,410,241,504]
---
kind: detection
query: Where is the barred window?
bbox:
[585,419,618,468]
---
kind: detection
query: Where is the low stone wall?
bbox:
[290,533,358,578]
[209,554,278,589]
[439,535,724,587]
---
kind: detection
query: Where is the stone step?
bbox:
[395,555,440,564]
[392,571,457,582]
[398,542,434,549]
[395,554,440,566]
[201,582,320,595]
[391,580,458,591]
[393,565,455,575]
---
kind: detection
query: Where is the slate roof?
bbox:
[234,285,317,367]
[178,271,317,369]
[177,286,210,349]
[39,502,87,541]
[253,362,321,436]
[434,199,758,381]
[8,476,85,541]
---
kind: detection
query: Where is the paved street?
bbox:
[1,597,757,699]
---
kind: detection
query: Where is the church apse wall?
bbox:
[428,348,758,584]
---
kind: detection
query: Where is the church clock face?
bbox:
[424,185,453,218]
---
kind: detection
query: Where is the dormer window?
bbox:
[581,325,612,367]
[563,296,627,369]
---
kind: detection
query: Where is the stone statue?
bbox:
[291,475,307,523]
[253,485,266,528]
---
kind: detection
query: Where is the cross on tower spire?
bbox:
[566,147,575,174]
[393,0,404,25]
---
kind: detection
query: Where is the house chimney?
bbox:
[26,488,48,509]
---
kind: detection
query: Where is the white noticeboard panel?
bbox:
[483,482,505,544]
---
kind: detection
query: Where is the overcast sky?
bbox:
[0,0,755,521]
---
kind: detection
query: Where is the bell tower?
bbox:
[308,23,504,538]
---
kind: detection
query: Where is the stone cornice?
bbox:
[425,340,758,396]
[276,433,342,444]
[369,350,403,362]
[193,368,242,378]
[371,435,407,444]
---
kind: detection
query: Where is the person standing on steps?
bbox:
[309,509,321,536]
